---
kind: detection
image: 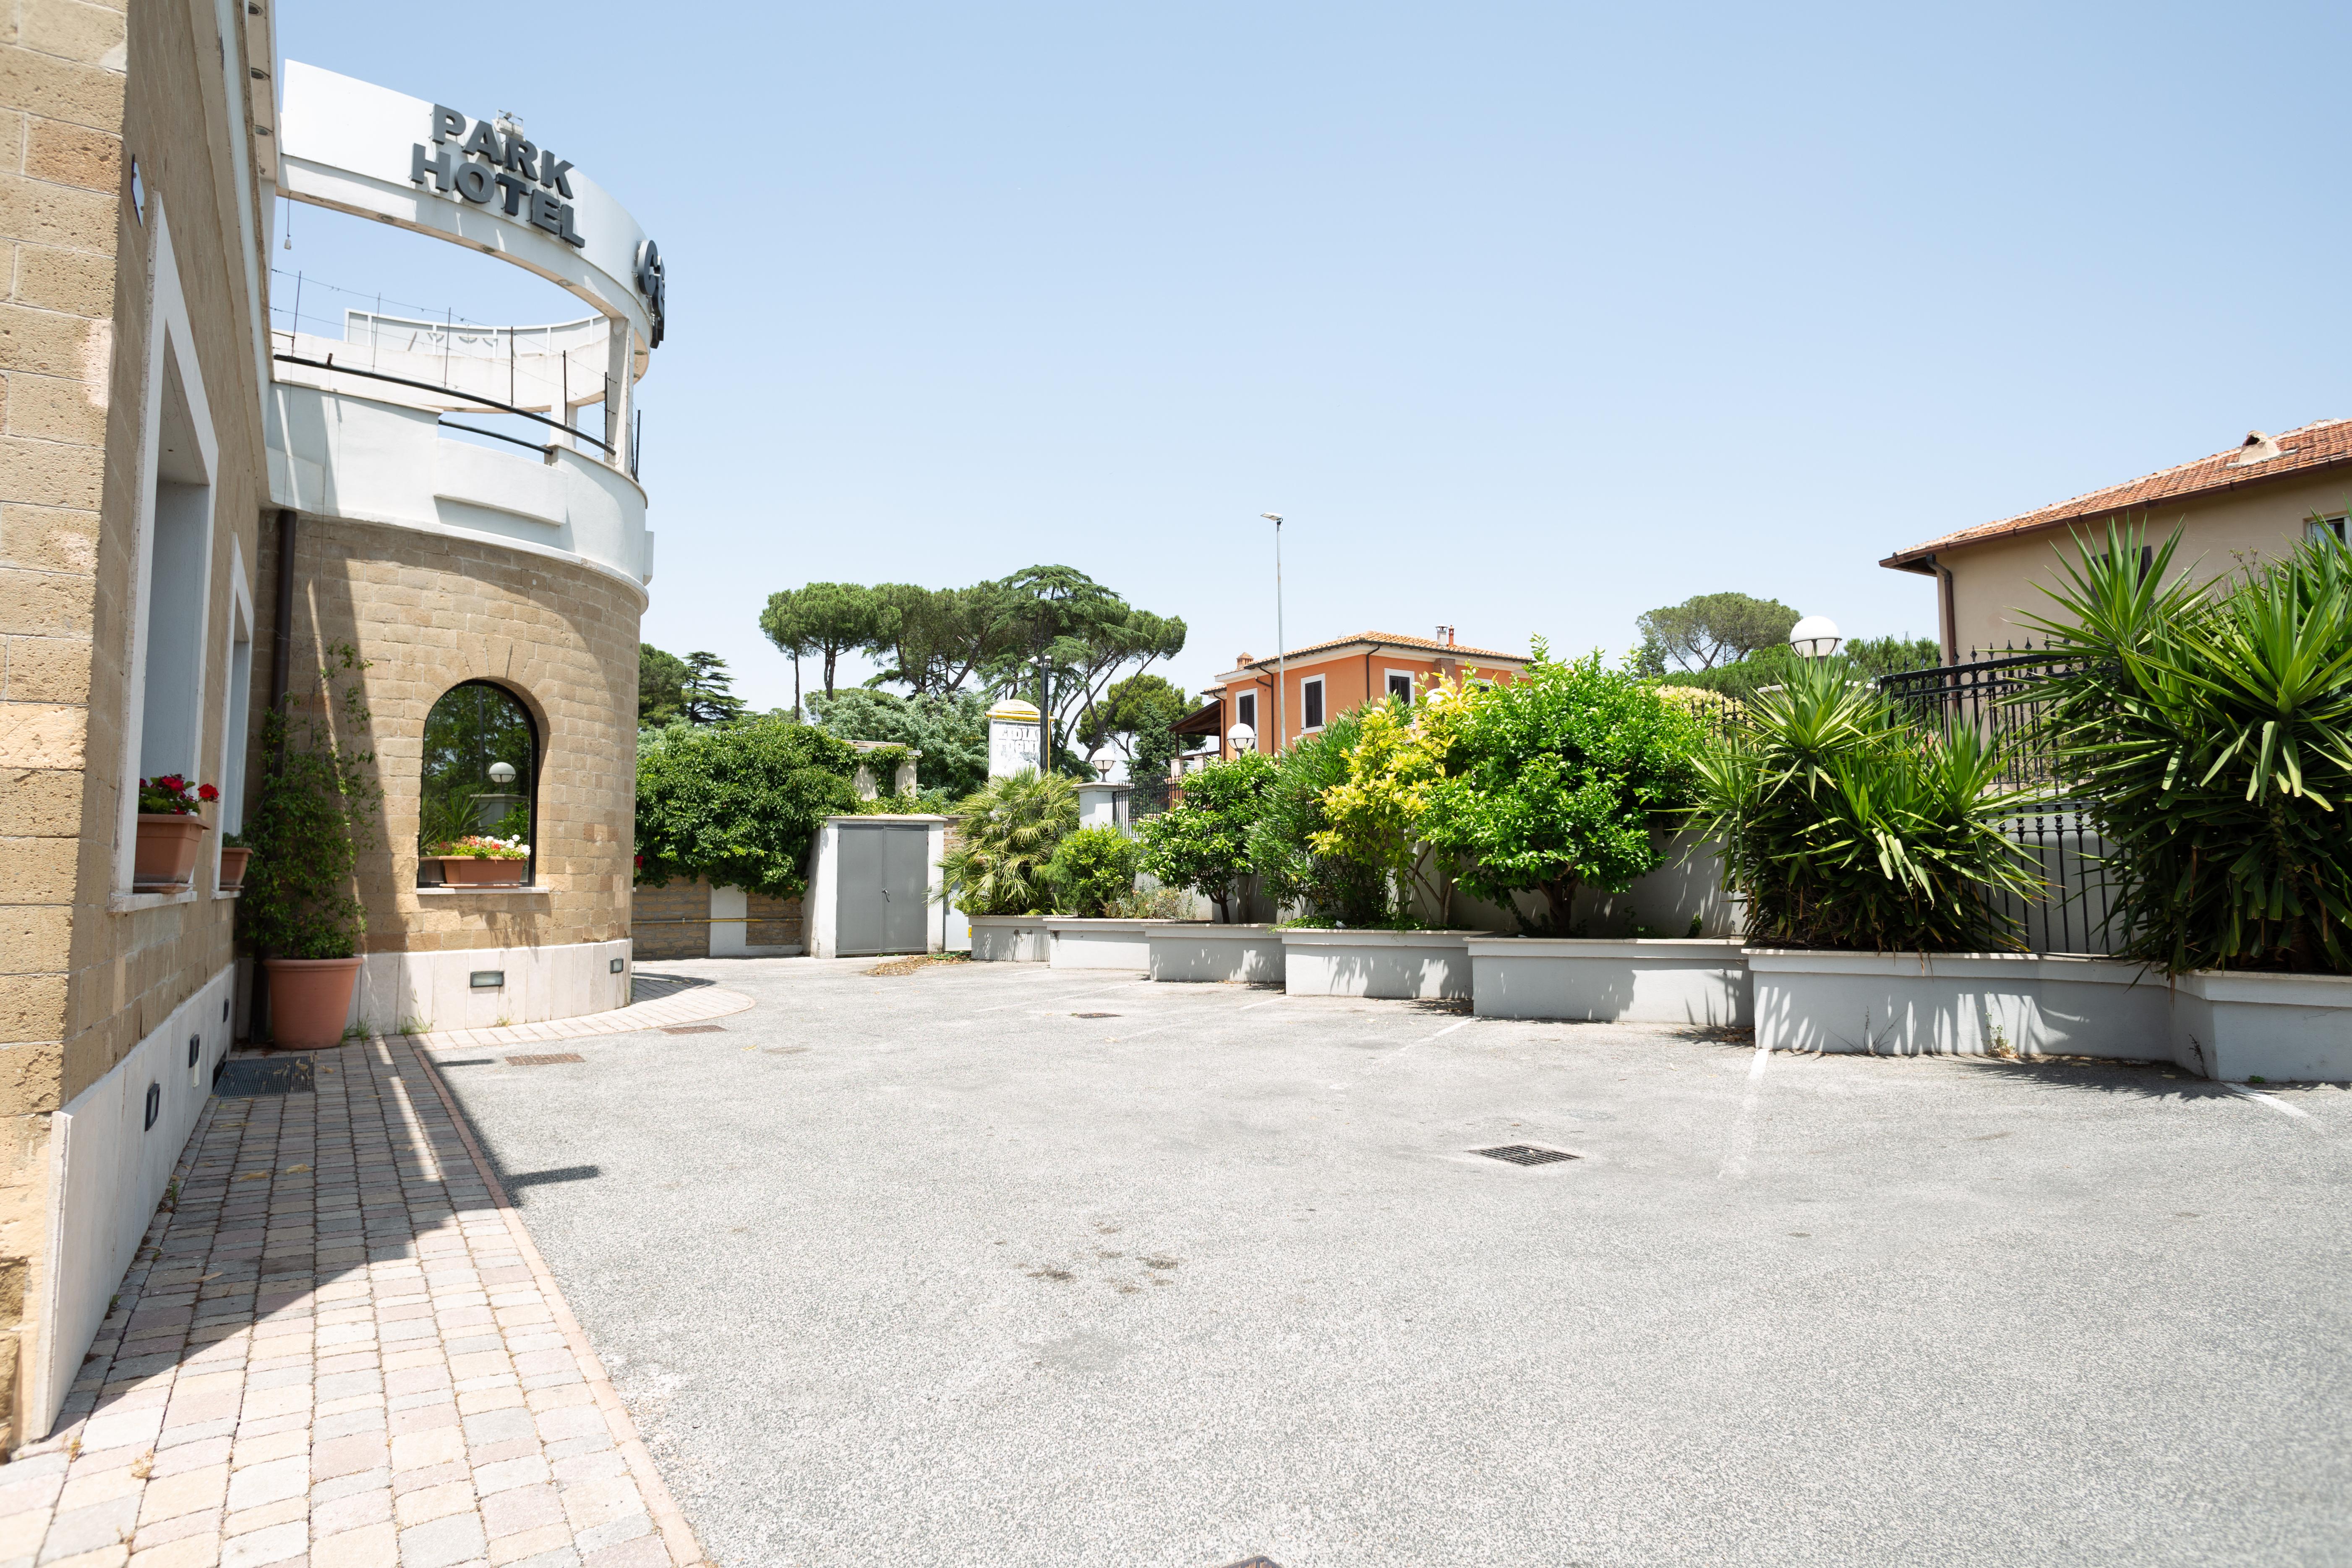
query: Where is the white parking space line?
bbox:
[1430,1019,1472,1039]
[2225,1083,2324,1127]
[1718,1040,1772,1179]
[1239,999,1286,1011]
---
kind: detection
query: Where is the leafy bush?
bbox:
[1423,646,1704,933]
[1309,697,1466,923]
[940,768,1078,915]
[1137,752,1274,920]
[238,644,382,960]
[635,718,861,898]
[1246,711,1390,926]
[808,688,990,797]
[1045,826,1142,916]
[1687,657,2041,952]
[2022,526,2352,973]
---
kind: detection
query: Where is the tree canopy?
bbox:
[635,717,860,897]
[806,687,989,798]
[1636,592,1801,673]
[638,644,688,728]
[1136,751,1273,921]
[679,651,747,725]
[760,582,888,700]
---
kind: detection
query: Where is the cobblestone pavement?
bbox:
[3,1037,702,1568]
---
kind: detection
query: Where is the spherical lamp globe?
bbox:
[1789,615,1843,659]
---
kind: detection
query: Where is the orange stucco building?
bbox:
[1180,630,1530,759]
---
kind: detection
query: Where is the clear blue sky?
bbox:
[274,2,2352,712]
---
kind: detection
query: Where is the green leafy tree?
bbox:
[985,566,1186,772]
[1423,645,1705,933]
[679,651,747,726]
[939,767,1078,916]
[1083,673,1191,772]
[238,643,382,960]
[761,583,886,705]
[807,687,989,797]
[1637,592,1802,673]
[1138,751,1274,921]
[639,643,688,727]
[1045,825,1142,917]
[2021,524,2352,974]
[635,717,861,897]
[1686,657,2041,952]
[1247,710,1390,925]
[867,582,1029,695]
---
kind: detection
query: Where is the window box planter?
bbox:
[2170,970,2352,1083]
[1468,937,1751,1025]
[425,856,528,887]
[1045,918,1180,971]
[968,915,1050,962]
[217,846,252,891]
[133,814,210,890]
[263,956,362,1049]
[1149,923,1284,984]
[1745,950,2169,1061]
[1279,928,1479,1000]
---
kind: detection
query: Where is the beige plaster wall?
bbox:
[1939,471,2346,657]
[0,0,272,1449]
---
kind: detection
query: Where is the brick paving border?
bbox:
[392,974,754,1057]
[4,1035,710,1568]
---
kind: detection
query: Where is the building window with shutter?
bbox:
[1385,671,1414,704]
[1301,676,1325,731]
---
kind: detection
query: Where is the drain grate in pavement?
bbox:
[1072,1012,1119,1019]
[1475,1144,1578,1166]
[661,1024,726,1035]
[505,1052,585,1066]
[215,1058,314,1096]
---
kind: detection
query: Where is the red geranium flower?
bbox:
[197,783,219,801]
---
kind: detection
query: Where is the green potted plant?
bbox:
[218,830,252,892]
[238,644,382,1048]
[134,774,218,890]
[423,833,530,887]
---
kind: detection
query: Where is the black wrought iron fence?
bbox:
[1877,647,2122,956]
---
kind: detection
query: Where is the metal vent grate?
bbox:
[1475,1144,1578,1166]
[214,1058,315,1097]
[661,1024,726,1036]
[505,1052,585,1066]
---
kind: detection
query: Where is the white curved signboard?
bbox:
[276,62,665,350]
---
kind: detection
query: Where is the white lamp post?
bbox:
[1789,615,1843,659]
[488,761,516,785]
[1226,721,1257,758]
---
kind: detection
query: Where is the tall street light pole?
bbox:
[1262,513,1284,749]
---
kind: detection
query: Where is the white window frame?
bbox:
[212,539,255,861]
[1299,673,1326,732]
[1383,668,1417,704]
[1233,690,1257,749]
[114,204,222,898]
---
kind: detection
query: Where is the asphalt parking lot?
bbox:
[428,956,2352,1568]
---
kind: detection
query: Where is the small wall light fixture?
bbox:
[470,971,506,989]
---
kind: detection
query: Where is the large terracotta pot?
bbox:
[264,957,363,1049]
[217,846,253,890]
[133,814,210,890]
[428,856,527,887]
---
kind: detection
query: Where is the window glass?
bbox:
[1303,678,1324,729]
[1386,673,1413,703]
[2313,515,2348,545]
[1236,692,1256,730]
[418,681,536,885]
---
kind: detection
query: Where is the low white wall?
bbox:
[2173,970,2352,1082]
[1747,951,2173,1060]
[710,884,799,958]
[969,916,1049,962]
[1400,832,1741,939]
[1148,924,1285,984]
[1045,918,1165,971]
[352,939,632,1034]
[1469,938,1750,1025]
[37,963,236,1438]
[1282,929,1476,1000]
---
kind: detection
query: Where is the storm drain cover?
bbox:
[661,1024,726,1035]
[1475,1144,1578,1166]
[214,1058,314,1096]
[1072,1012,1119,1019]
[505,1052,585,1066]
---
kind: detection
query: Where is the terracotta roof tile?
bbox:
[1219,631,1527,676]
[1884,419,2352,570]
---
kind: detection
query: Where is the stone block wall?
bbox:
[629,877,805,960]
[0,0,273,1449]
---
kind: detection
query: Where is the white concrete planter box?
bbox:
[2172,969,2352,1083]
[1468,938,1751,1025]
[1747,950,2170,1060]
[968,916,1049,962]
[1149,924,1284,984]
[1045,918,1172,971]
[1280,929,1478,1000]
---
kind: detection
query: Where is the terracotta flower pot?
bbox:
[134,814,210,890]
[428,856,528,887]
[218,846,253,890]
[264,956,362,1048]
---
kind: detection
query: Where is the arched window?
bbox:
[417,681,538,886]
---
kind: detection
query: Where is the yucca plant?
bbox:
[1689,657,2042,951]
[2020,524,2352,973]
[939,767,1078,916]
